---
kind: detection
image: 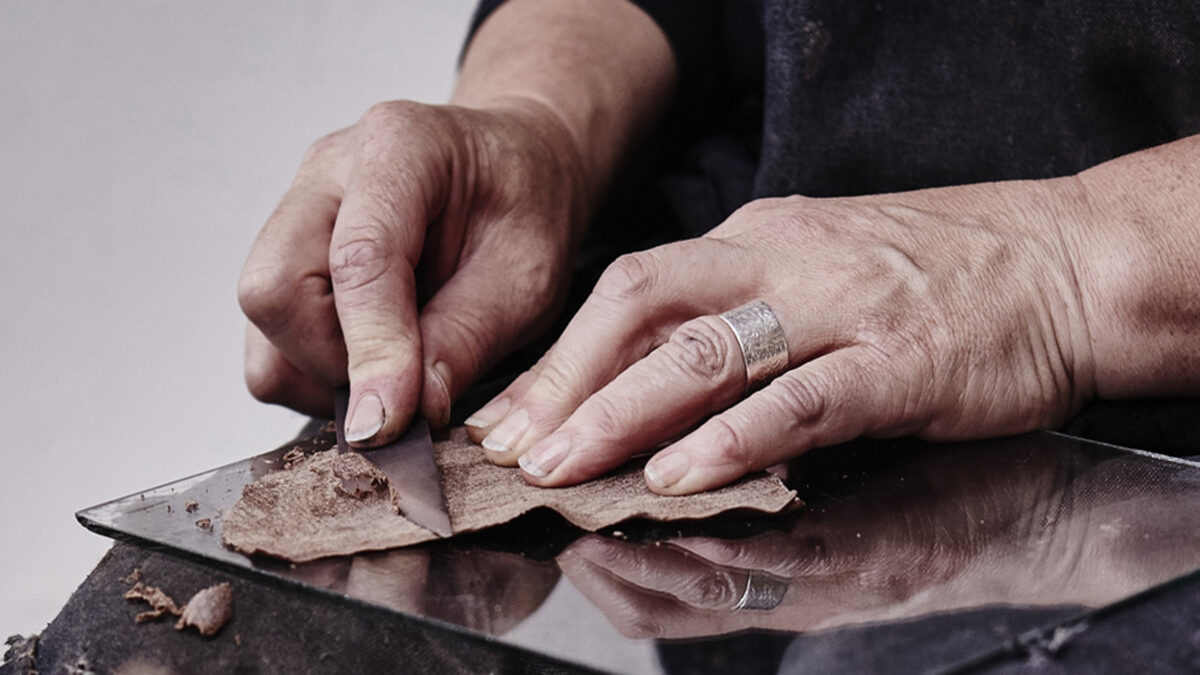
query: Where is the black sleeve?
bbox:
[463,0,726,104]
[462,1,763,241]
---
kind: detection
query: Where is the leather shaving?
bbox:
[175,583,233,637]
[281,446,305,467]
[124,576,233,638]
[222,428,798,562]
[119,568,143,584]
[124,582,180,623]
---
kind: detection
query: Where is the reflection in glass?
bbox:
[79,428,1200,673]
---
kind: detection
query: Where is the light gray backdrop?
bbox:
[0,0,480,638]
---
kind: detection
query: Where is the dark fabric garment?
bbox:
[649,608,1082,675]
[469,0,1200,236]
[1061,398,1200,458]
[653,596,1200,675]
[467,0,766,237]
[755,0,1200,200]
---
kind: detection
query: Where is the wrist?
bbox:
[452,0,675,218]
[1067,138,1200,398]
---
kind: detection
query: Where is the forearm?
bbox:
[453,0,676,212]
[1072,133,1200,398]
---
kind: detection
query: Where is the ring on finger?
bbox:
[719,300,789,391]
[732,572,789,611]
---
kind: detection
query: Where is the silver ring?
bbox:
[731,572,789,611]
[718,300,789,390]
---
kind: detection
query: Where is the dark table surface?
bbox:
[6,399,1200,675]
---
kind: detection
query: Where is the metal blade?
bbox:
[334,388,453,537]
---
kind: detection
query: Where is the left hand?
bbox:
[465,177,1102,493]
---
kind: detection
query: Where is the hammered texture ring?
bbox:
[732,572,789,611]
[718,300,789,390]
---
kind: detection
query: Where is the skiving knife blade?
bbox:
[334,387,453,538]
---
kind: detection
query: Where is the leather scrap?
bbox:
[175,583,234,637]
[124,578,233,638]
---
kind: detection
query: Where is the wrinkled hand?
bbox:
[467,179,1100,492]
[559,498,993,641]
[560,524,982,639]
[239,99,587,444]
[291,547,560,634]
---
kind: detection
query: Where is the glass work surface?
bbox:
[77,428,1200,674]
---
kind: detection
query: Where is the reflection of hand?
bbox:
[559,534,796,639]
[556,435,1200,639]
[345,549,429,616]
[336,548,560,635]
[558,518,983,640]
[238,97,587,440]
[471,179,1095,490]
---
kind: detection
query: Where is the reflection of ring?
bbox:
[719,300,789,390]
[732,572,789,611]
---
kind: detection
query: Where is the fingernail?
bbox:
[645,452,690,489]
[519,434,571,478]
[481,408,529,453]
[345,393,385,443]
[465,396,511,430]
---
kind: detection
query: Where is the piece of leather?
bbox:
[222,428,798,562]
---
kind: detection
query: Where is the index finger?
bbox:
[238,133,350,386]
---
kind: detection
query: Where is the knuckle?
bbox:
[346,335,409,376]
[328,235,395,293]
[501,255,563,326]
[593,252,659,304]
[780,533,833,575]
[706,417,755,471]
[520,259,561,309]
[722,196,794,228]
[702,539,759,568]
[529,357,582,403]
[726,200,760,222]
[626,617,666,640]
[237,267,295,329]
[300,131,342,168]
[585,394,631,441]
[684,571,739,608]
[768,374,828,424]
[358,99,423,132]
[665,318,733,381]
[244,361,287,404]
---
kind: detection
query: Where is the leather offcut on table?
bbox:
[222,428,798,563]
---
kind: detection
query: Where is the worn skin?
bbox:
[238,0,673,441]
[469,144,1200,494]
[240,0,1200,494]
[239,101,588,430]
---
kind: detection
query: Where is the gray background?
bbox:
[0,0,480,638]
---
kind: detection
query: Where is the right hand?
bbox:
[238,98,589,443]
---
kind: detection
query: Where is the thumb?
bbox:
[330,125,444,446]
